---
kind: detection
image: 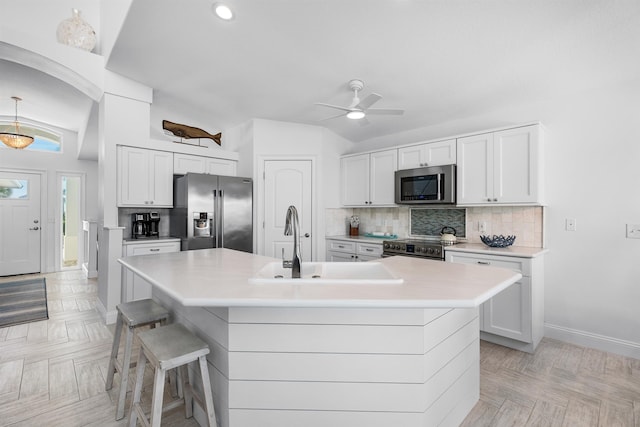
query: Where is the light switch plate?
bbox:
[626,224,640,239]
[479,221,487,233]
[565,218,576,231]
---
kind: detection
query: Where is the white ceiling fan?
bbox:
[315,79,404,125]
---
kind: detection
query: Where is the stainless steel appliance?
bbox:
[382,238,446,261]
[170,173,253,252]
[395,164,456,205]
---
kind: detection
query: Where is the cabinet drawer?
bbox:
[446,252,530,276]
[357,243,382,257]
[127,242,180,256]
[327,240,356,253]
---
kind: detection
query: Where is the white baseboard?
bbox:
[544,323,640,359]
[95,299,118,325]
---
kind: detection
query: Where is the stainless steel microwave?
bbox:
[395,164,456,204]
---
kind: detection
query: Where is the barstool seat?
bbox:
[128,323,217,427]
[105,299,170,420]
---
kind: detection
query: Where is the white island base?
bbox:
[153,286,480,427]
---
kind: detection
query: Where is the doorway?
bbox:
[0,171,42,276]
[260,159,314,261]
[59,174,84,271]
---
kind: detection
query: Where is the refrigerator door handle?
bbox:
[213,189,219,248]
[219,190,224,248]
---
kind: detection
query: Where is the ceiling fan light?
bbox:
[212,3,234,20]
[347,111,366,120]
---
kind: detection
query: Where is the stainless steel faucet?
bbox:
[284,205,302,278]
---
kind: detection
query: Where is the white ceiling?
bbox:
[2,1,639,149]
[106,0,640,145]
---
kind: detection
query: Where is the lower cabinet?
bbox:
[445,250,544,353]
[326,239,383,262]
[122,240,180,302]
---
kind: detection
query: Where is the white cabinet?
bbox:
[122,240,181,302]
[397,139,456,170]
[326,239,383,262]
[173,153,237,176]
[456,124,543,205]
[445,250,544,353]
[117,146,174,207]
[341,149,397,206]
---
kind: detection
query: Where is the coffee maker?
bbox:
[131,213,149,239]
[148,212,160,238]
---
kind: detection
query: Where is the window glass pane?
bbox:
[0,179,28,199]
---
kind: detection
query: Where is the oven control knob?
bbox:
[427,248,434,254]
[383,243,390,249]
[435,248,441,255]
[392,244,399,250]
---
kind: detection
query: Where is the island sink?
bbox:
[248,261,404,285]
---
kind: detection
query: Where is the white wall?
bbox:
[354,78,640,357]
[0,125,99,273]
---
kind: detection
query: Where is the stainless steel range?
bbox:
[382,239,446,261]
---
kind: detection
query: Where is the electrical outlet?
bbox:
[478,221,487,233]
[626,224,640,239]
[565,218,577,231]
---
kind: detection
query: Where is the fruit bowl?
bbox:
[480,235,516,248]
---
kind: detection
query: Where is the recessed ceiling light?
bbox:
[346,111,366,120]
[212,3,234,20]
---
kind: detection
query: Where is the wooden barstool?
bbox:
[105,299,170,420]
[128,323,217,427]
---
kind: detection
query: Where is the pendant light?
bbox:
[0,97,34,149]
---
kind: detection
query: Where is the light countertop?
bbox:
[118,248,521,308]
[444,243,548,258]
[326,235,395,244]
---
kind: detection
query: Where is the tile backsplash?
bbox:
[325,206,544,247]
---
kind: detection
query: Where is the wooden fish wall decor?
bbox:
[162,120,222,146]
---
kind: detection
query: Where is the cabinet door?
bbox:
[456,133,494,205]
[397,145,425,170]
[482,277,532,342]
[149,150,174,207]
[357,243,383,258]
[369,150,397,206]
[205,158,237,176]
[327,250,356,262]
[341,154,370,206]
[493,125,540,204]
[425,139,456,166]
[118,146,151,206]
[174,153,206,175]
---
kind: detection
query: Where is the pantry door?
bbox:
[263,160,313,262]
[0,172,42,276]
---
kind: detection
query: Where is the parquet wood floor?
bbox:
[0,271,638,426]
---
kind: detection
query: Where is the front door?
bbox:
[263,160,313,262]
[0,172,41,276]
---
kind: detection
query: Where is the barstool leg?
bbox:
[149,365,167,427]
[198,355,217,427]
[116,326,135,420]
[105,314,124,391]
[181,364,193,419]
[128,349,147,427]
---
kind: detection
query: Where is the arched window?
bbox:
[0,120,62,152]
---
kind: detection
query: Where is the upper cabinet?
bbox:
[117,146,174,207]
[397,139,456,170]
[341,149,397,207]
[174,153,237,176]
[456,124,543,206]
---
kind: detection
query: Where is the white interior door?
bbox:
[0,172,41,276]
[264,160,312,262]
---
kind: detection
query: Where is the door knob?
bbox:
[304,233,310,238]
[29,226,40,231]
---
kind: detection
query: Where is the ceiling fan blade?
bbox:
[366,108,404,116]
[358,117,371,127]
[356,93,382,110]
[315,102,353,113]
[318,112,347,122]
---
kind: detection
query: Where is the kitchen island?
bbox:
[119,248,521,427]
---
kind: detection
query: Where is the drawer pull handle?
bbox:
[338,245,344,248]
[365,248,373,252]
[150,249,160,252]
[477,261,490,265]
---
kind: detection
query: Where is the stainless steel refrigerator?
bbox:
[170,173,253,252]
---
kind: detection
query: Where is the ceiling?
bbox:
[2,1,639,149]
